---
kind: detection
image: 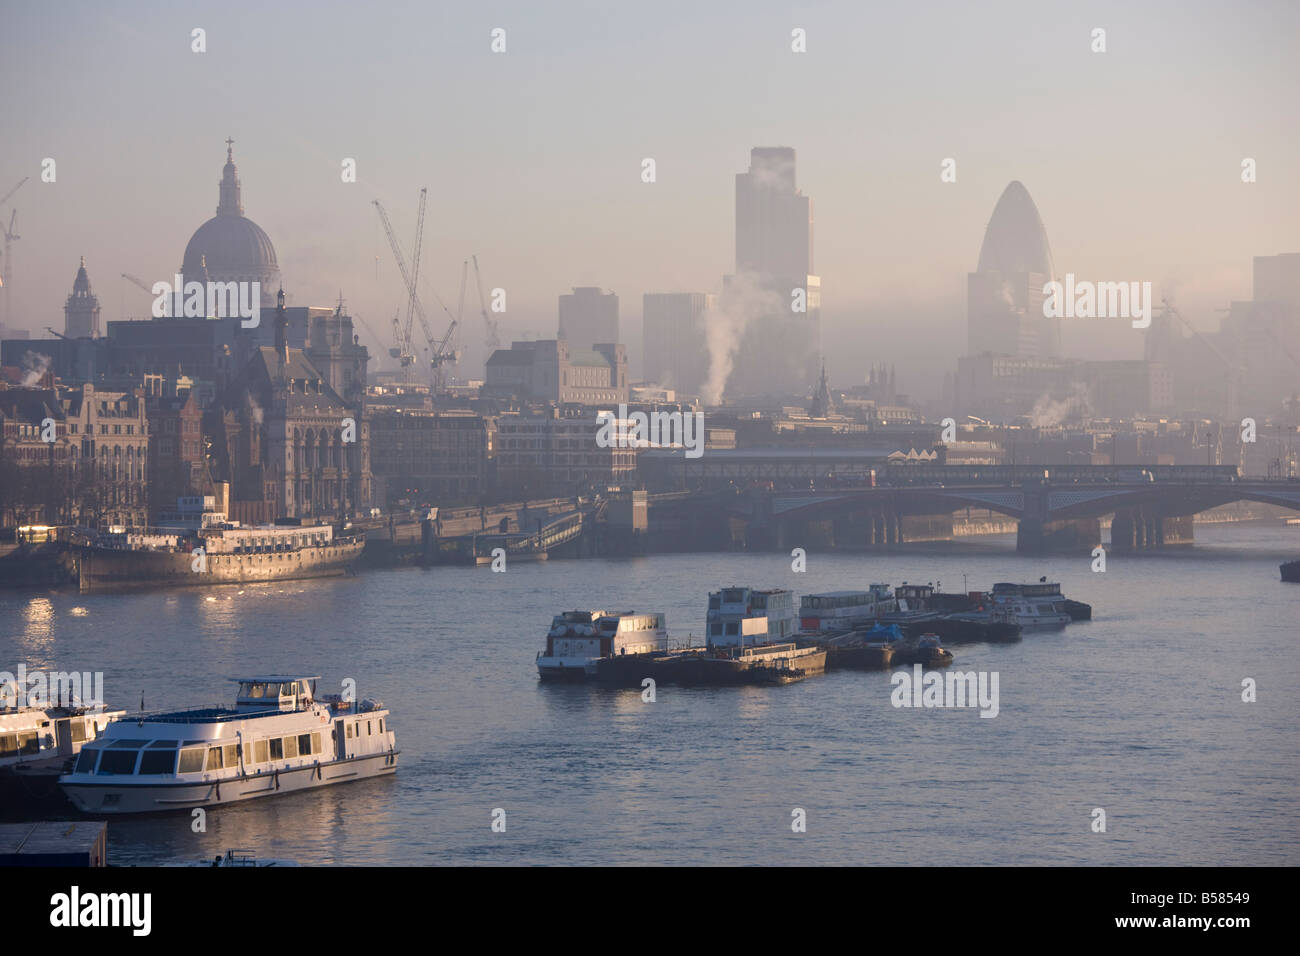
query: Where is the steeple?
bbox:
[810,359,833,418]
[65,257,101,338]
[72,256,91,295]
[217,137,244,217]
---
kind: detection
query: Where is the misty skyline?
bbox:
[2,0,1298,398]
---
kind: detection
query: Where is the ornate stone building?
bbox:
[59,383,151,527]
[209,292,371,521]
[181,140,282,308]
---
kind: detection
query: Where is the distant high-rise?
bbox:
[1253,253,1300,306]
[64,257,101,338]
[558,287,619,350]
[642,292,714,394]
[967,181,1059,358]
[726,147,820,399]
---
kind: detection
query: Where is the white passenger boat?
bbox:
[707,586,798,644]
[536,611,668,681]
[58,676,397,814]
[988,582,1072,629]
[798,584,895,634]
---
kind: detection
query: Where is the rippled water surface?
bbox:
[3,523,1297,865]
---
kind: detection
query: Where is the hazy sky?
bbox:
[3,0,1297,396]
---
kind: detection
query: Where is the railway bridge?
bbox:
[739,465,1300,553]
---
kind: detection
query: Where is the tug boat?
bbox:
[892,634,954,668]
[1,692,123,817]
[58,676,397,814]
[536,611,669,682]
[987,582,1072,629]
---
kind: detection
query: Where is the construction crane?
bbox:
[372,191,461,390]
[119,273,160,318]
[374,192,438,384]
[0,178,27,329]
[473,255,500,349]
[404,188,428,380]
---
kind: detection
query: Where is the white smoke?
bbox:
[248,395,264,426]
[19,351,52,387]
[700,271,785,405]
[1028,382,1092,427]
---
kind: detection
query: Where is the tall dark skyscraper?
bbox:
[558,286,619,351]
[642,292,714,394]
[724,147,821,400]
[967,181,1059,359]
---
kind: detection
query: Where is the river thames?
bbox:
[3,523,1297,866]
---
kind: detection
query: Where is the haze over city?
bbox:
[3,0,1298,396]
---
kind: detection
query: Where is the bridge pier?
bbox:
[1016,517,1102,554]
[1111,509,1193,551]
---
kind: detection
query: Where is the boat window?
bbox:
[346,723,353,739]
[71,721,87,743]
[138,750,177,774]
[147,739,178,748]
[284,736,299,758]
[312,732,322,754]
[254,740,268,763]
[0,734,16,756]
[74,748,99,773]
[247,683,265,699]
[377,721,383,735]
[238,682,252,697]
[297,733,313,756]
[269,739,284,760]
[16,732,39,755]
[367,721,373,736]
[206,746,223,770]
[224,744,237,767]
[177,747,205,773]
[97,750,139,774]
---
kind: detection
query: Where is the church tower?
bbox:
[64,257,101,338]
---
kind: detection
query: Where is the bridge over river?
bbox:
[733,465,1300,553]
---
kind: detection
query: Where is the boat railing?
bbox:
[738,642,798,658]
[134,705,287,724]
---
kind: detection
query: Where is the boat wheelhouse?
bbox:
[798,584,894,634]
[987,582,1072,628]
[58,676,397,814]
[537,611,669,680]
[707,587,798,646]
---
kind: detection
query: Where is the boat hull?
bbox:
[672,648,827,686]
[60,751,398,814]
[77,539,364,593]
[0,761,78,820]
[826,644,894,671]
